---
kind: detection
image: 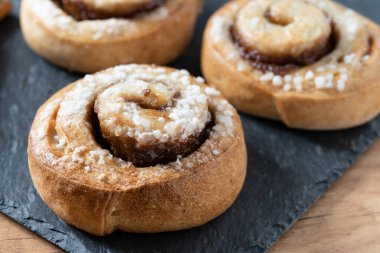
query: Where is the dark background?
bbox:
[1,0,379,252]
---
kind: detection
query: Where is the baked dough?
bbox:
[0,0,11,21]
[202,0,380,130]
[28,64,247,235]
[20,0,202,72]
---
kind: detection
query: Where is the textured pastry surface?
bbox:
[20,0,202,72]
[202,0,380,130]
[28,64,247,235]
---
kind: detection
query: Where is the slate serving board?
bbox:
[1,0,379,252]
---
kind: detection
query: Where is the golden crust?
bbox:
[20,0,202,73]
[28,127,246,235]
[27,65,247,235]
[0,0,11,21]
[201,0,380,130]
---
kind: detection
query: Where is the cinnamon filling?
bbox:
[230,23,338,75]
[53,0,165,21]
[110,119,213,167]
[90,107,214,167]
[364,35,374,56]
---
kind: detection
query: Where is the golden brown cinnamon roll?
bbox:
[28,64,247,235]
[20,0,202,72]
[202,0,380,130]
[0,0,11,21]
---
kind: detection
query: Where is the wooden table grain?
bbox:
[1,140,380,253]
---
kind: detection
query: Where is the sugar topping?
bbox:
[38,128,46,140]
[272,76,283,87]
[295,84,303,92]
[314,76,326,89]
[212,150,220,156]
[29,0,172,41]
[237,61,249,72]
[362,55,370,62]
[205,87,221,96]
[207,0,372,94]
[305,70,314,80]
[210,16,233,44]
[283,84,291,92]
[54,134,67,150]
[343,10,361,39]
[344,54,356,65]
[284,74,293,83]
[96,68,211,143]
[33,65,238,181]
[255,67,354,92]
[260,72,275,82]
[293,76,303,86]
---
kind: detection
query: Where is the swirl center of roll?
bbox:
[233,0,333,70]
[95,75,211,166]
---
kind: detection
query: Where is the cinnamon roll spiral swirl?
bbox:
[20,0,202,72]
[28,65,247,235]
[202,0,380,130]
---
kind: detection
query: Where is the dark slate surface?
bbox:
[0,0,379,252]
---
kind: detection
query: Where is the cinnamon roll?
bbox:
[0,0,11,21]
[20,0,202,73]
[202,0,380,130]
[28,64,247,235]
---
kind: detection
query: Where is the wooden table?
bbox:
[1,141,380,253]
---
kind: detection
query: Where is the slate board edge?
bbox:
[1,128,379,253]
[0,198,90,253]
